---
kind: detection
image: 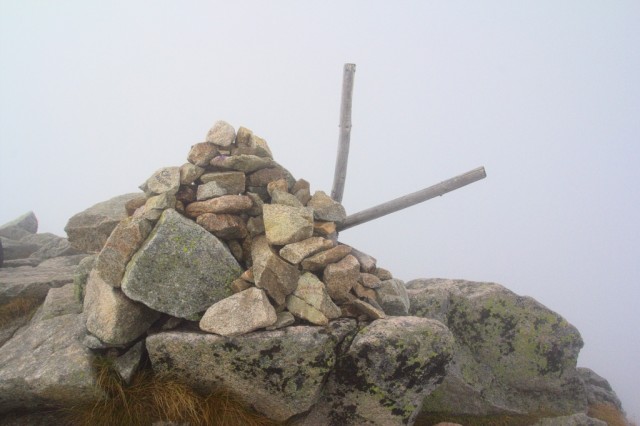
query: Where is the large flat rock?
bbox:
[121,209,242,319]
[0,313,99,413]
[147,319,357,422]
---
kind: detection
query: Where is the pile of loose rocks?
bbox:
[84,120,409,346]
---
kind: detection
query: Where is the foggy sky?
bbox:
[1,1,639,420]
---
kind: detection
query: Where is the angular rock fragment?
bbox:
[359,272,382,289]
[210,154,273,173]
[206,120,236,147]
[121,209,242,319]
[84,270,160,345]
[187,142,218,167]
[263,204,314,246]
[307,190,347,223]
[293,272,341,320]
[247,165,295,188]
[351,247,377,273]
[93,216,152,287]
[251,235,299,305]
[114,341,145,385]
[286,294,329,325]
[197,171,246,199]
[312,221,337,238]
[30,283,82,323]
[185,195,253,217]
[141,192,176,221]
[199,287,277,336]
[300,244,351,272]
[350,298,386,320]
[279,237,335,264]
[179,162,205,184]
[322,254,360,303]
[266,311,296,330]
[0,211,38,240]
[139,166,181,196]
[374,278,410,315]
[196,213,248,239]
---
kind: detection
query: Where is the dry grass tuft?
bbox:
[0,296,41,327]
[588,402,632,426]
[62,357,281,426]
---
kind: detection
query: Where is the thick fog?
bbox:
[1,1,638,420]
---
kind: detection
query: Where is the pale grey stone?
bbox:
[73,254,96,303]
[0,211,38,239]
[84,270,160,345]
[294,273,341,319]
[139,166,181,196]
[302,317,454,426]
[0,237,40,260]
[30,283,82,323]
[27,234,82,260]
[206,120,236,147]
[142,192,176,221]
[210,154,274,173]
[188,142,218,167]
[266,311,296,330]
[263,204,314,246]
[374,278,410,315]
[271,189,304,207]
[65,193,141,253]
[199,287,277,336]
[301,244,351,272]
[279,237,335,264]
[286,294,329,325]
[408,278,587,416]
[351,299,386,320]
[121,209,242,319]
[251,235,299,306]
[0,314,100,413]
[114,341,145,384]
[147,319,357,422]
[307,191,347,223]
[197,171,246,200]
[578,367,623,409]
[351,247,377,273]
[179,162,205,185]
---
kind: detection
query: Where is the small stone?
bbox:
[114,341,144,385]
[188,142,218,167]
[206,120,236,147]
[199,288,277,336]
[246,192,264,216]
[263,204,314,246]
[231,278,253,294]
[196,213,248,239]
[251,235,300,306]
[293,272,341,320]
[279,237,335,264]
[323,254,360,303]
[185,195,253,218]
[353,282,377,300]
[286,294,328,326]
[266,311,295,330]
[271,190,303,207]
[291,178,310,194]
[351,299,386,320]
[240,269,254,283]
[266,179,289,196]
[359,272,382,289]
[198,171,246,198]
[235,126,253,147]
[140,167,181,196]
[124,196,147,217]
[247,166,295,188]
[301,245,352,272]
[294,187,312,206]
[375,267,393,280]
[142,192,176,221]
[313,221,336,237]
[179,163,205,185]
[307,191,347,223]
[351,248,377,273]
[210,154,273,173]
[250,134,273,158]
[375,278,410,315]
[175,185,197,204]
[247,216,265,236]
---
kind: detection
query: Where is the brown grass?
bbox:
[62,357,281,426]
[0,296,41,327]
[414,413,543,426]
[588,402,632,426]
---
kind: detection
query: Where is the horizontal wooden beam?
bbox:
[337,166,487,231]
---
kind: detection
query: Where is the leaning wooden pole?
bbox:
[337,166,487,231]
[331,63,356,203]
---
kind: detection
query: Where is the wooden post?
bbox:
[331,63,356,203]
[337,166,487,231]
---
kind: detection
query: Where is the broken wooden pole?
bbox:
[331,63,356,203]
[337,166,487,231]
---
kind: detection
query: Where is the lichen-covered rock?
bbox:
[64,193,142,253]
[84,270,160,345]
[375,278,410,315]
[300,316,455,426]
[121,209,242,319]
[147,319,357,422]
[0,313,100,413]
[199,288,277,336]
[407,278,587,416]
[307,191,346,223]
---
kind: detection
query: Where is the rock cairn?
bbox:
[84,120,406,345]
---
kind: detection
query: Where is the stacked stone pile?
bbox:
[84,120,405,346]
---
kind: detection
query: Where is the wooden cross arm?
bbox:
[337,166,487,232]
